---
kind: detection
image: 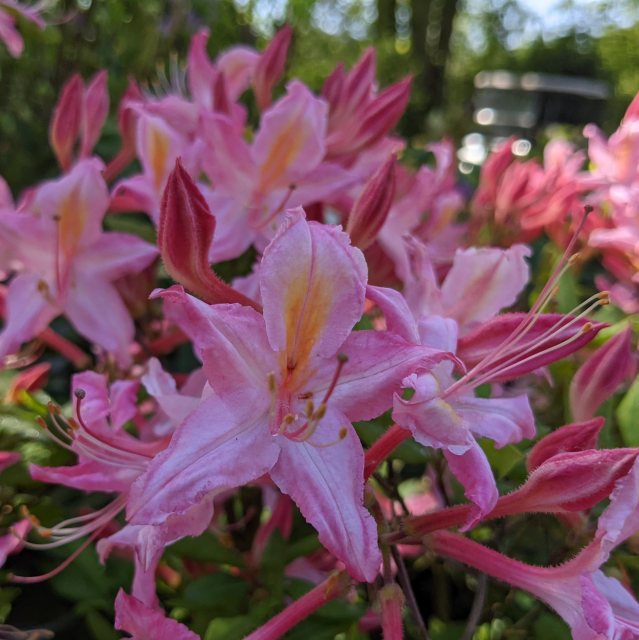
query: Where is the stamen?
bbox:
[320,353,349,406]
[10,525,106,584]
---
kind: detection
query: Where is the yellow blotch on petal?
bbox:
[283,267,331,384]
[257,115,306,194]
[57,185,85,258]
[147,124,171,191]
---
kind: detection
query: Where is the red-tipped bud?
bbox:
[117,78,143,154]
[159,159,261,311]
[527,417,605,472]
[49,73,84,171]
[356,76,411,149]
[5,362,51,404]
[504,448,639,514]
[253,24,293,111]
[346,155,396,250]
[80,70,109,158]
[570,327,636,422]
[379,584,405,640]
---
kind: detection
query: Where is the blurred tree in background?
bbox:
[1,0,639,191]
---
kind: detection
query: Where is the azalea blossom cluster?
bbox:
[0,20,639,640]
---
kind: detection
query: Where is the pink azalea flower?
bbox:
[370,240,605,523]
[28,369,210,607]
[128,209,450,582]
[200,82,357,260]
[0,159,157,366]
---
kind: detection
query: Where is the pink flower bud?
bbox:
[253,24,292,111]
[49,73,83,171]
[527,417,605,472]
[356,77,411,151]
[505,448,639,513]
[570,327,636,422]
[158,159,261,310]
[346,155,396,250]
[80,70,109,158]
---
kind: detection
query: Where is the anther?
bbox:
[305,399,314,417]
[74,388,86,400]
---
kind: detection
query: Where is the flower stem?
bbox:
[364,424,411,480]
[244,571,351,640]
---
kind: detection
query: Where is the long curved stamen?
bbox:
[449,293,609,394]
[454,209,590,389]
[10,524,108,584]
[18,496,126,550]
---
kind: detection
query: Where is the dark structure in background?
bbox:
[459,70,609,166]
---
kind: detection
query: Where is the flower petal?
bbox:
[260,210,366,373]
[127,395,279,525]
[270,409,381,582]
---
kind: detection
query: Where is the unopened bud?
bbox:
[158,159,261,311]
[505,448,639,514]
[253,24,293,111]
[527,417,605,472]
[80,70,109,158]
[346,155,396,250]
[49,73,84,171]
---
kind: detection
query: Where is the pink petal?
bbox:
[217,46,260,100]
[252,81,327,193]
[570,327,636,422]
[0,519,30,567]
[0,272,58,360]
[135,112,182,194]
[453,393,536,446]
[270,408,381,582]
[260,210,366,372]
[32,158,109,252]
[0,11,22,57]
[201,111,256,194]
[127,395,279,525]
[30,460,135,493]
[81,70,109,158]
[393,371,474,452]
[440,245,531,330]
[186,29,216,109]
[154,286,274,407]
[444,441,499,528]
[327,331,456,422]
[65,276,135,367]
[365,284,420,344]
[115,590,199,640]
[79,232,158,280]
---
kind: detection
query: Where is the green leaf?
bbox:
[479,440,523,479]
[617,374,639,446]
[204,616,257,640]
[533,612,570,639]
[179,573,249,616]
[169,531,245,567]
[84,608,120,640]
